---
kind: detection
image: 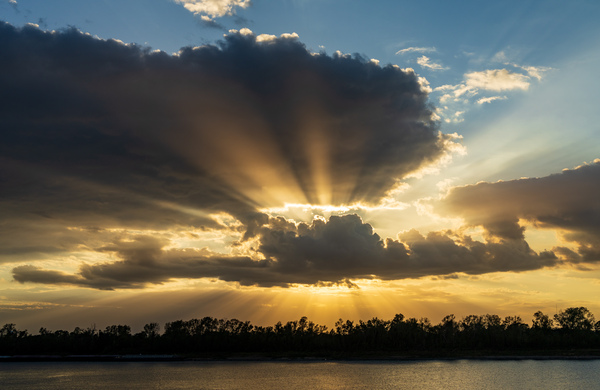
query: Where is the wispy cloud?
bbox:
[477,96,507,105]
[417,55,447,71]
[436,70,532,101]
[431,67,537,123]
[7,0,18,12]
[465,69,530,91]
[510,64,552,81]
[198,14,225,29]
[395,46,436,55]
[492,51,553,82]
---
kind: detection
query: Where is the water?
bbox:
[1,359,599,389]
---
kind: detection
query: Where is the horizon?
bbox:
[2,305,592,334]
[1,0,600,333]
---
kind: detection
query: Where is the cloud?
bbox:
[0,22,459,275]
[395,46,436,55]
[6,0,18,12]
[417,55,447,71]
[434,70,535,100]
[493,51,552,82]
[255,32,299,43]
[12,215,558,289]
[510,64,552,81]
[13,235,277,290]
[437,160,600,263]
[173,0,250,20]
[198,14,225,29]
[465,69,530,91]
[476,96,507,105]
[430,67,536,122]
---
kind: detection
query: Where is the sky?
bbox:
[1,0,600,332]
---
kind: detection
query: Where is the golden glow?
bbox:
[299,108,334,205]
[4,266,600,331]
[155,80,463,211]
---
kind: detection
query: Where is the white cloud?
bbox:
[429,50,549,124]
[443,111,465,124]
[430,69,528,123]
[417,76,432,93]
[255,32,299,43]
[256,34,277,42]
[439,94,452,104]
[465,69,530,91]
[436,69,535,102]
[477,96,507,105]
[452,84,475,98]
[492,50,553,81]
[417,56,447,71]
[280,33,299,40]
[227,27,253,36]
[433,85,456,92]
[491,50,509,63]
[334,50,351,59]
[173,0,250,19]
[395,46,436,55]
[511,64,552,81]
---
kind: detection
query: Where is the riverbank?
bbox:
[3,350,600,362]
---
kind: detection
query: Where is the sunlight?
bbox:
[2,2,600,363]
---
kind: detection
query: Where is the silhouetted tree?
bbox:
[1,323,27,338]
[2,307,600,356]
[532,311,553,330]
[554,307,595,331]
[141,322,161,338]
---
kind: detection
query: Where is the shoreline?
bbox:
[2,353,600,362]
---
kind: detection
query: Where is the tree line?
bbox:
[1,307,599,356]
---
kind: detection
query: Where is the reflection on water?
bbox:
[1,359,599,390]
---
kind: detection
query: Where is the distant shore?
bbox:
[3,351,600,362]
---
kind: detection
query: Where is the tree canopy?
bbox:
[2,307,600,357]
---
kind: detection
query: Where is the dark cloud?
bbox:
[0,22,452,269]
[12,234,278,290]
[0,22,445,203]
[12,215,558,289]
[2,22,586,291]
[397,229,556,275]
[437,160,600,262]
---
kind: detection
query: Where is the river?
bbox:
[2,359,599,389]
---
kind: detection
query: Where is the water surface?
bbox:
[1,359,599,389]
